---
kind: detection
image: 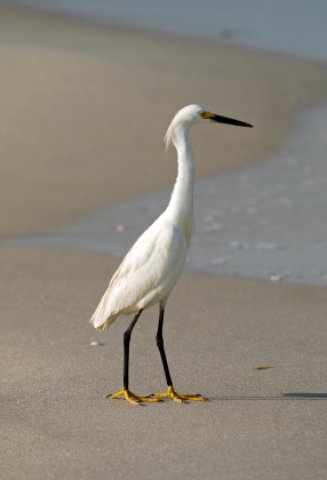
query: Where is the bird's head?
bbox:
[165,104,252,149]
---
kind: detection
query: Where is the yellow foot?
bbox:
[151,386,208,403]
[105,388,160,406]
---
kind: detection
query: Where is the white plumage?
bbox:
[89,104,252,405]
[91,213,188,330]
[91,104,200,331]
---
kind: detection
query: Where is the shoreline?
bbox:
[4,99,327,288]
[1,4,327,237]
[1,5,326,287]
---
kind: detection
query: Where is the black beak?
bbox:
[211,114,253,128]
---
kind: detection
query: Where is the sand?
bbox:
[1,5,327,480]
[2,245,327,479]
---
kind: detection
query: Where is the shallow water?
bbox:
[4,0,327,62]
[2,1,327,286]
[6,106,327,286]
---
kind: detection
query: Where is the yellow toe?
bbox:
[106,388,160,406]
[152,386,207,403]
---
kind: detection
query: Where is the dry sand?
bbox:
[1,5,327,480]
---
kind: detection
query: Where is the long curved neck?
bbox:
[166,125,195,241]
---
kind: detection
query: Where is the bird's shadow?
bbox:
[208,392,327,401]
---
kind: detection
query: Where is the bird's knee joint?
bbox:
[156,336,164,347]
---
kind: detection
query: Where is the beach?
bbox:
[1,4,327,479]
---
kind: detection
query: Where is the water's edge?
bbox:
[3,105,327,287]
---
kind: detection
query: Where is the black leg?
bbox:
[152,304,207,402]
[123,309,143,390]
[156,304,173,387]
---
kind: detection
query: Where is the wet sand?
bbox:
[1,5,327,480]
[2,245,327,479]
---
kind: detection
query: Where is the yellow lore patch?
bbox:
[201,111,215,119]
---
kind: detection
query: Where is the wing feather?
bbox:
[90,217,186,330]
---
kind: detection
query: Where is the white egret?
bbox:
[90,104,252,405]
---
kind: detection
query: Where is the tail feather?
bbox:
[89,292,118,331]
